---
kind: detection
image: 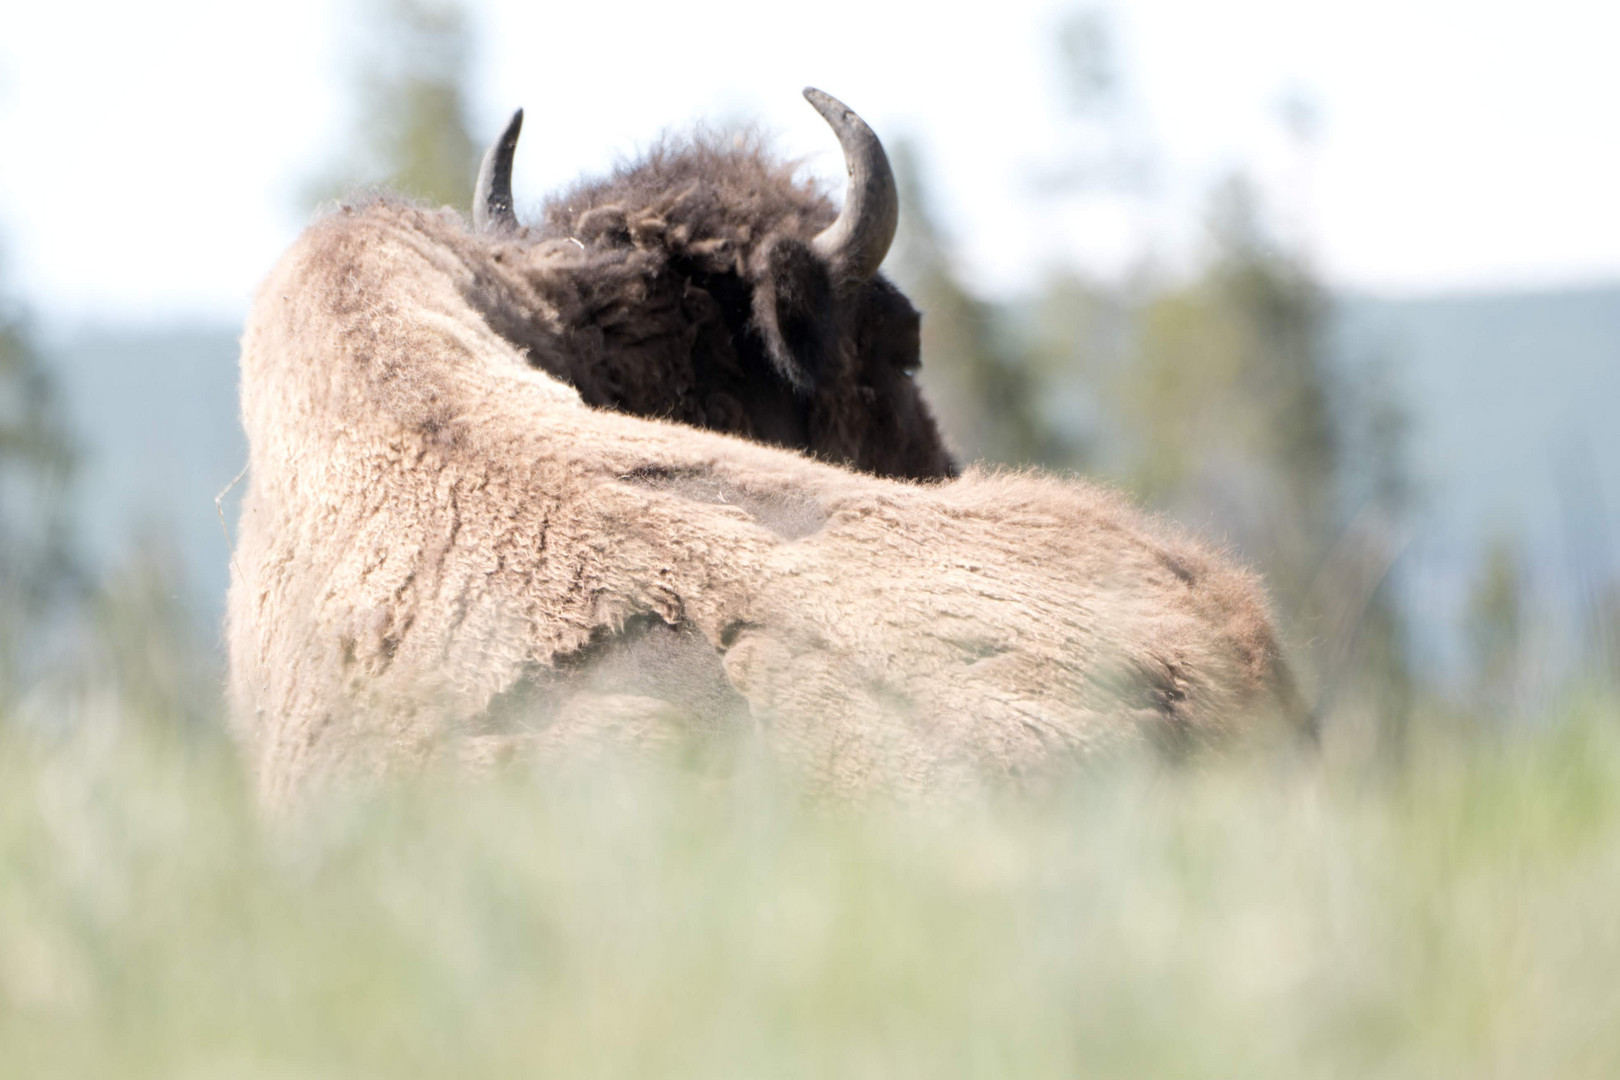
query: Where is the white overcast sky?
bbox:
[2,0,1619,324]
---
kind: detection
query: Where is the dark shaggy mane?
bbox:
[534,130,839,276]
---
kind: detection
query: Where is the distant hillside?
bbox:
[39,285,1620,687]
[1336,287,1620,684]
[42,325,245,638]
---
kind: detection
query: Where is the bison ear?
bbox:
[751,237,834,393]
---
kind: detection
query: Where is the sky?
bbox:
[3,0,1620,324]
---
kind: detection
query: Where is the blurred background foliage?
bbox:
[304,0,480,211]
[0,249,78,704]
[0,239,217,725]
[893,9,1419,751]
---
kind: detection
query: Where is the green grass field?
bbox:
[2,698,1618,1078]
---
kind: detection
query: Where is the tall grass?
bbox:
[2,697,1618,1078]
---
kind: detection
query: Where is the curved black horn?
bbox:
[804,88,898,281]
[474,108,523,234]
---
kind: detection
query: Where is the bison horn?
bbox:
[804,88,898,281]
[474,108,523,234]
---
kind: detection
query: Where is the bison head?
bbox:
[467,89,955,481]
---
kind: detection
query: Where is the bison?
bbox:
[227,89,1304,807]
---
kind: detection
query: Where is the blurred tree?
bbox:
[1466,535,1525,713]
[889,140,1080,468]
[1028,8,1414,737]
[0,251,78,707]
[1116,176,1338,607]
[308,0,480,210]
[1107,175,1413,739]
[1553,445,1619,690]
[0,247,213,729]
[82,534,218,733]
[1597,580,1620,691]
[1033,6,1154,198]
[1055,7,1118,117]
[892,3,1424,739]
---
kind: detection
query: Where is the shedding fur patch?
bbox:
[620,465,827,541]
[478,616,751,740]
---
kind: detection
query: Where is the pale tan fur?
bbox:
[229,201,1302,808]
